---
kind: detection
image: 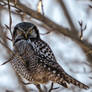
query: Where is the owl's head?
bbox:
[13,22,40,44]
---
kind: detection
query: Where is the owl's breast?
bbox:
[11,40,53,84]
[14,40,34,56]
[14,39,39,67]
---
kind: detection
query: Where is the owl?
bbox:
[10,22,89,90]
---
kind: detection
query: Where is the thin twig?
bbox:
[5,36,12,41]
[78,20,87,40]
[40,31,51,35]
[7,0,12,36]
[41,0,44,15]
[37,0,44,15]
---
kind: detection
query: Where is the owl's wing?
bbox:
[30,39,89,89]
[31,39,58,67]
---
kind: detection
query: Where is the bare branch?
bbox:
[7,0,13,36]
[58,0,78,33]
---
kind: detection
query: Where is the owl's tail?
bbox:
[58,72,89,89]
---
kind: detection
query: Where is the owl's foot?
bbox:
[36,84,43,92]
[23,82,31,85]
[48,83,60,92]
[0,56,13,66]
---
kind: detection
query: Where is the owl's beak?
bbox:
[25,33,28,39]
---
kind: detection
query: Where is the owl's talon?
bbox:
[48,82,59,92]
[0,60,10,66]
[23,82,31,85]
[52,87,60,90]
[36,84,43,92]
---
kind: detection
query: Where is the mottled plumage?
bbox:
[10,22,89,89]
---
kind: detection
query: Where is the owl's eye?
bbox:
[28,29,37,38]
[17,27,24,35]
[17,30,23,35]
[29,30,33,34]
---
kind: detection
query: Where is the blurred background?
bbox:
[0,0,92,92]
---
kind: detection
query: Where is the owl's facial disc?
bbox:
[15,26,38,40]
[13,22,40,44]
